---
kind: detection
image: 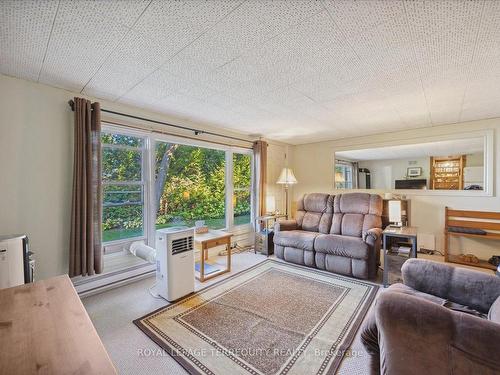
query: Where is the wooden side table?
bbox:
[194,230,233,282]
[254,214,287,256]
[383,226,418,287]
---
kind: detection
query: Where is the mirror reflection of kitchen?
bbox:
[335,138,484,191]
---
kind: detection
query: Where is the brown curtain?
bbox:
[69,97,102,277]
[253,140,268,217]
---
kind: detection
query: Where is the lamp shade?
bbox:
[276,168,298,185]
[388,200,402,223]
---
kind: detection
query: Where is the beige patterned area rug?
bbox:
[134,260,378,375]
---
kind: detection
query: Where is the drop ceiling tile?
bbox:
[468,1,500,80]
[167,4,277,73]
[83,30,176,100]
[461,98,500,123]
[74,0,149,29]
[133,0,241,46]
[405,0,484,76]
[238,11,337,72]
[347,12,411,59]
[0,0,58,81]
[291,74,342,98]
[421,67,468,124]
[39,0,133,91]
[205,57,263,86]
[384,79,431,127]
[201,93,246,112]
[119,69,196,105]
[246,0,324,34]
[323,0,406,38]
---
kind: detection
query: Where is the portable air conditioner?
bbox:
[155,227,195,302]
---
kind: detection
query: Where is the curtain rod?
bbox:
[68,99,254,145]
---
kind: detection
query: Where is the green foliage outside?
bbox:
[101,134,251,242]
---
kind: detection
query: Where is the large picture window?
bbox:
[100,125,254,247]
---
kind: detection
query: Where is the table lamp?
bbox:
[266,196,276,215]
[276,167,297,217]
[388,200,402,227]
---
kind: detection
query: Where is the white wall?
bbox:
[0,74,288,280]
[291,119,500,259]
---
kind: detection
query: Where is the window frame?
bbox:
[335,160,354,189]
[230,150,254,229]
[101,125,151,247]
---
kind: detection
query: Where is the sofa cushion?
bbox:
[302,212,322,232]
[314,234,370,259]
[296,193,334,234]
[489,296,500,324]
[337,192,371,214]
[303,193,331,212]
[331,193,383,237]
[273,230,319,251]
[341,213,364,237]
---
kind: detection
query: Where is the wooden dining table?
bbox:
[0,275,116,374]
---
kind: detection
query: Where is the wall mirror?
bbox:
[334,131,493,196]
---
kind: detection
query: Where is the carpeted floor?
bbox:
[82,253,381,374]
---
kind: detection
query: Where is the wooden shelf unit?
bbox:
[444,207,500,271]
[430,155,465,190]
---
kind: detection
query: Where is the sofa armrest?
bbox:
[402,258,500,313]
[274,220,298,232]
[363,228,382,246]
[376,291,500,375]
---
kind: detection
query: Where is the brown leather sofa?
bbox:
[361,258,500,375]
[274,192,383,279]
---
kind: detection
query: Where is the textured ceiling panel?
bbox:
[405,0,484,76]
[133,0,240,42]
[83,30,173,100]
[323,0,406,38]
[1,0,500,144]
[119,69,195,104]
[87,0,243,100]
[38,0,146,91]
[0,0,58,81]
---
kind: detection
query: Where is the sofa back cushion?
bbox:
[296,193,333,233]
[331,193,382,237]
